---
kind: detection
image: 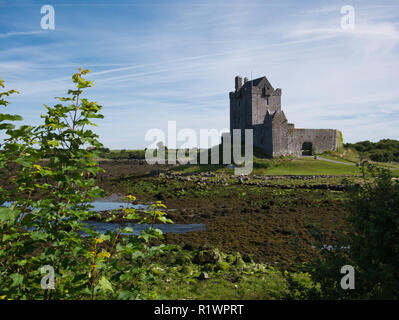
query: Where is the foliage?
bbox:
[98,149,146,160]
[263,157,360,176]
[253,158,276,169]
[345,139,399,162]
[0,70,172,299]
[137,247,319,300]
[310,162,399,299]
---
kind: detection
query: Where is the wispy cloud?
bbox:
[1,0,398,148]
[0,30,45,38]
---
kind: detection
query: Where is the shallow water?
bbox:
[85,220,205,235]
[89,201,205,234]
[2,200,146,211]
[2,200,205,234]
[90,201,148,211]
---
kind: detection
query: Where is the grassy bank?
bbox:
[139,246,318,299]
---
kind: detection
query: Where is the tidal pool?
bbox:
[89,201,205,234]
[2,200,206,234]
[90,201,148,211]
[85,220,206,235]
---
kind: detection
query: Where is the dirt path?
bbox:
[313,156,399,170]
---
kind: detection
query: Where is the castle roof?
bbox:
[251,76,266,86]
[238,76,274,92]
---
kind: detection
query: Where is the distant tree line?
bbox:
[96,148,146,160]
[97,139,399,163]
[345,139,399,162]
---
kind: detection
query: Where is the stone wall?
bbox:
[251,87,281,125]
[271,112,290,156]
[288,129,339,156]
[229,89,252,142]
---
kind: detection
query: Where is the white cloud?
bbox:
[1,0,399,147]
[0,30,45,38]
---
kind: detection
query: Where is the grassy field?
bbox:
[315,154,356,164]
[98,146,399,176]
[165,156,399,176]
[261,158,399,176]
[262,157,360,175]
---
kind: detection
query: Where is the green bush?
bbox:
[310,162,399,299]
[0,70,172,300]
[346,139,399,162]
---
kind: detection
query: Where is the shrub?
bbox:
[346,139,399,162]
[310,162,399,299]
[0,70,172,300]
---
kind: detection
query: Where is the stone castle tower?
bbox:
[229,75,342,157]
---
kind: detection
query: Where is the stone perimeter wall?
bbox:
[284,128,339,157]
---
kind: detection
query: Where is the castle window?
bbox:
[265,96,269,105]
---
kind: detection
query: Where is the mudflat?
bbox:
[96,160,350,268]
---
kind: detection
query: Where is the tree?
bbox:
[0,69,172,300]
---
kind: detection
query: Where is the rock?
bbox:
[198,272,209,280]
[193,249,221,264]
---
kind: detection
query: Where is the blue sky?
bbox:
[1,0,399,149]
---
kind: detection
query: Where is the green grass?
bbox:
[316,154,356,164]
[165,157,399,177]
[262,157,360,175]
[170,163,226,174]
[391,170,399,177]
[319,148,360,163]
[141,248,318,300]
[369,161,399,169]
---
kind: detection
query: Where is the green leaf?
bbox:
[0,114,23,122]
[0,207,21,225]
[99,276,113,293]
[15,157,33,168]
[118,290,137,300]
[0,123,15,130]
[10,273,24,287]
[122,227,133,234]
[126,212,140,220]
[99,234,111,242]
[47,140,60,147]
[30,231,48,241]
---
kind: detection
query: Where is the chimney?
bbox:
[235,76,242,91]
[244,77,248,83]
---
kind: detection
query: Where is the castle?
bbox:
[229,75,342,157]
